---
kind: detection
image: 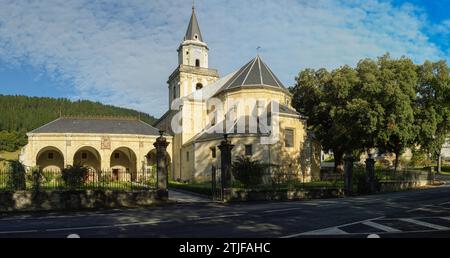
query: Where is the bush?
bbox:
[231,156,265,188]
[7,161,26,190]
[29,168,43,191]
[62,165,88,189]
[353,169,380,194]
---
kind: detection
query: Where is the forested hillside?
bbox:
[0,95,157,152]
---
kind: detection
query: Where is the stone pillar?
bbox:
[154,130,170,200]
[344,155,354,196]
[428,166,435,183]
[365,155,376,194]
[218,134,234,201]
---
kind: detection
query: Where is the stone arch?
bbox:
[36,146,64,172]
[73,146,101,172]
[110,147,137,181]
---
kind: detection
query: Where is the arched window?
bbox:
[195,59,200,67]
[196,83,203,90]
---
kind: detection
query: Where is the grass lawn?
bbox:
[169,181,212,196]
[440,166,450,173]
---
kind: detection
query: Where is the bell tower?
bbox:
[178,6,209,68]
[167,5,219,106]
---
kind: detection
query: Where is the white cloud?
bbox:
[0,0,446,117]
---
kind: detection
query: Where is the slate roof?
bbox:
[190,116,271,143]
[184,7,203,42]
[30,117,161,136]
[279,103,302,116]
[216,56,287,94]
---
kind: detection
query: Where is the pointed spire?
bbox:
[184,5,203,42]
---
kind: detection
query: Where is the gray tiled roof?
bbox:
[279,104,301,116]
[217,56,286,94]
[30,117,161,136]
[184,8,203,42]
[192,116,271,143]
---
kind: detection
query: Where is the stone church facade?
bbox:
[20,117,171,180]
[21,7,321,183]
[155,7,321,182]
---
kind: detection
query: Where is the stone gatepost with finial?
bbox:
[154,130,170,200]
[218,134,234,201]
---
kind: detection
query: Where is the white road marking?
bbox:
[399,218,449,230]
[45,219,171,232]
[406,207,441,213]
[193,213,246,220]
[362,221,401,233]
[263,208,303,213]
[280,216,384,238]
[0,229,38,234]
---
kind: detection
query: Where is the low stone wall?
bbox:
[226,188,345,202]
[379,180,429,192]
[0,189,167,212]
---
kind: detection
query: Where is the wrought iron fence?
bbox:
[0,168,157,191]
[229,165,342,191]
[211,165,223,201]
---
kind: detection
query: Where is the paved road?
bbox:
[0,186,450,238]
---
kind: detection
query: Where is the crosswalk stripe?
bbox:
[399,218,449,230]
[282,227,348,238]
[362,221,401,233]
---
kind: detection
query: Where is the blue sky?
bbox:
[0,0,449,117]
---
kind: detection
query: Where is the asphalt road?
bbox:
[1,186,450,238]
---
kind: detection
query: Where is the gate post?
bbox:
[365,154,376,194]
[154,130,170,200]
[211,165,217,201]
[344,154,354,196]
[218,134,234,201]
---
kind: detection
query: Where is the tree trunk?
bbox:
[437,150,442,174]
[334,151,344,174]
[393,151,399,174]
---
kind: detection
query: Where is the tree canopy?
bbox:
[290,54,450,172]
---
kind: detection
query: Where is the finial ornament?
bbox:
[192,0,195,10]
[256,46,261,56]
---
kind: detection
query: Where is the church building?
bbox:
[20,6,320,183]
[155,7,321,182]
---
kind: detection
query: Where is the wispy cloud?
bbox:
[0,0,447,116]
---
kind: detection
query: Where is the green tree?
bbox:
[291,66,362,172]
[376,55,418,173]
[291,54,419,173]
[415,60,450,173]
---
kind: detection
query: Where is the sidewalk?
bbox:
[169,189,211,203]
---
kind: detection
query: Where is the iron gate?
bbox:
[211,165,223,201]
